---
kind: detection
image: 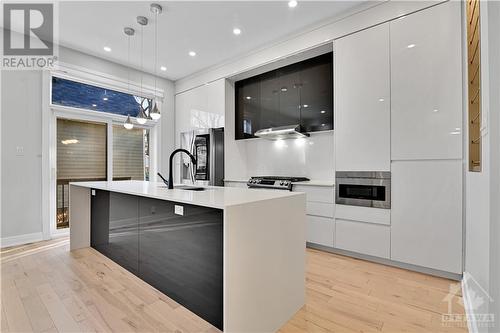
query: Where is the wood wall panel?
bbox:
[467,0,481,172]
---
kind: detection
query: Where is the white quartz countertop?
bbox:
[70,180,304,210]
[224,179,335,187]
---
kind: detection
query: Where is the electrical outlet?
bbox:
[174,205,184,216]
[91,190,96,196]
[16,146,24,156]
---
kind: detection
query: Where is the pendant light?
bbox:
[123,26,135,130]
[124,115,134,130]
[149,3,162,121]
[136,15,148,125]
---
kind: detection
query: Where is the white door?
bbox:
[335,23,391,171]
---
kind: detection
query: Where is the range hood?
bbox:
[254,124,310,140]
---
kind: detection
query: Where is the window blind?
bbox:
[112,125,145,180]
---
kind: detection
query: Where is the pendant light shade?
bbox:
[150,101,161,120]
[137,106,148,124]
[124,115,134,130]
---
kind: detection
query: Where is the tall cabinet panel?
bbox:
[390,2,462,160]
[390,2,463,274]
[335,23,391,171]
[391,161,462,274]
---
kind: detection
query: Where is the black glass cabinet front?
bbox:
[91,190,224,330]
[235,52,333,139]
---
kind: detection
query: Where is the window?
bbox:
[51,76,152,117]
[112,125,150,181]
[50,74,159,233]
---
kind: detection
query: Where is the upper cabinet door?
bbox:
[335,23,391,171]
[390,2,462,160]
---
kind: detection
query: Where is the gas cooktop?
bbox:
[247,176,310,191]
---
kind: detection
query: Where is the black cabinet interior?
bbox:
[90,190,224,330]
[235,52,333,139]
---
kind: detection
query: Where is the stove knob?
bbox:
[280,181,284,185]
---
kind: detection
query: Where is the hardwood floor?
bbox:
[1,238,468,332]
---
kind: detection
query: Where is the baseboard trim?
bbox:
[1,232,44,249]
[307,242,462,281]
[462,272,478,333]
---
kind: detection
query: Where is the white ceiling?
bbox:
[58,1,365,81]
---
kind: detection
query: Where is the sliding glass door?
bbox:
[56,119,107,229]
[55,120,151,230]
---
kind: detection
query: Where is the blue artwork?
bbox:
[51,77,152,117]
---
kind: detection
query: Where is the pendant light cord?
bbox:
[140,24,144,106]
[154,10,158,96]
[127,33,131,116]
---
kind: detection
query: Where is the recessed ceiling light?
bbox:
[160,66,167,71]
[407,44,416,49]
[245,96,252,100]
[189,51,196,57]
[288,0,298,8]
[233,28,241,35]
[103,46,111,52]
[320,110,326,114]
[378,98,385,102]
[303,104,309,108]
[103,97,108,101]
[281,87,288,92]
[321,123,325,127]
[92,104,97,107]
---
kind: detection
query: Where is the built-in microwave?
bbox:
[335,171,391,209]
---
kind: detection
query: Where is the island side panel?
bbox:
[69,185,91,250]
[223,193,306,333]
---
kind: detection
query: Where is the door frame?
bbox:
[42,64,163,239]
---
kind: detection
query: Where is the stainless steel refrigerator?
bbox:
[180,128,224,186]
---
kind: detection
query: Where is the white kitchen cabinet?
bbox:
[307,215,334,248]
[390,2,462,160]
[307,201,334,218]
[293,185,334,204]
[335,219,390,259]
[391,160,462,274]
[335,205,390,226]
[335,23,390,172]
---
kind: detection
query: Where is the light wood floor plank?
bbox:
[1,238,468,333]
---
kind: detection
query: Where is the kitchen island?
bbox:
[69,180,305,333]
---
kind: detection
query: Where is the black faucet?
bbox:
[163,149,196,189]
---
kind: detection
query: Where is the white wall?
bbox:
[1,45,175,245]
[464,1,500,332]
[486,1,500,330]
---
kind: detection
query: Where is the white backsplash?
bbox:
[227,131,334,180]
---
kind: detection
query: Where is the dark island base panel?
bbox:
[90,190,224,330]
